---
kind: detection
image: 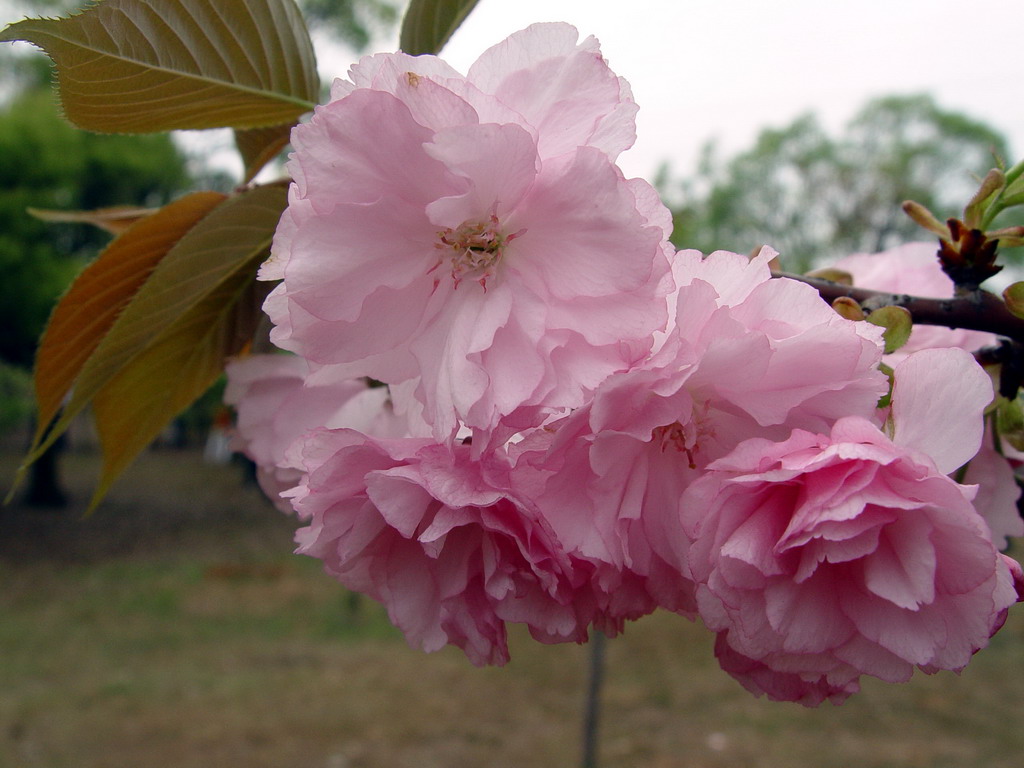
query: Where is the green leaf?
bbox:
[400,0,480,55]
[998,162,1024,202]
[1003,282,1024,319]
[235,124,294,184]
[0,0,319,133]
[866,305,913,354]
[963,169,1004,229]
[999,191,1024,208]
[89,268,273,511]
[995,396,1024,452]
[26,185,287,466]
[877,362,895,412]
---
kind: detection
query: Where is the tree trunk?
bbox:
[25,434,68,509]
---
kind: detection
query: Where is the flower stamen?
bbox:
[652,408,714,471]
[436,215,523,290]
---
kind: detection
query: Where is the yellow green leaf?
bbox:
[995,235,1024,248]
[805,268,854,286]
[901,200,948,239]
[1003,282,1024,319]
[0,0,319,133]
[866,305,913,354]
[962,169,1004,230]
[400,0,480,55]
[89,269,273,510]
[30,191,226,451]
[28,204,160,235]
[235,123,294,184]
[26,185,286,466]
[995,396,1024,452]
[830,296,865,321]
[877,362,895,411]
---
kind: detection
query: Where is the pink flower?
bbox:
[831,242,997,359]
[682,350,1020,705]
[329,23,639,163]
[961,426,1024,550]
[262,23,671,440]
[833,244,1021,548]
[224,354,409,509]
[713,633,860,707]
[290,430,596,665]
[517,249,888,627]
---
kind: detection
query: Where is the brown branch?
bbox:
[774,271,1024,345]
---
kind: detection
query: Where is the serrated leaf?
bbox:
[400,0,480,55]
[29,204,159,235]
[235,123,294,183]
[30,191,226,451]
[89,269,273,510]
[866,305,913,354]
[26,185,287,466]
[0,0,319,133]
[1003,282,1024,319]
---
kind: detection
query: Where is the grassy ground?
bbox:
[1,447,1023,768]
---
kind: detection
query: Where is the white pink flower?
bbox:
[681,349,1021,705]
[517,248,888,626]
[233,22,1023,690]
[961,426,1024,550]
[224,354,409,509]
[330,23,639,163]
[262,23,671,440]
[290,430,597,665]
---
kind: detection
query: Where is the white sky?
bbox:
[432,0,1024,181]
[3,0,1022,184]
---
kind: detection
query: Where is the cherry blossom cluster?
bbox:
[226,24,1023,706]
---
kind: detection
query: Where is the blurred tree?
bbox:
[666,115,837,269]
[665,94,1019,272]
[299,0,398,51]
[0,84,189,368]
[1,61,189,506]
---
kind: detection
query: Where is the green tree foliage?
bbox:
[0,84,189,368]
[300,0,398,51]
[666,94,1018,272]
[0,361,32,431]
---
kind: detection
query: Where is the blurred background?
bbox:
[1,1,1022,766]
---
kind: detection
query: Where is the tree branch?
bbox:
[774,271,1024,345]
